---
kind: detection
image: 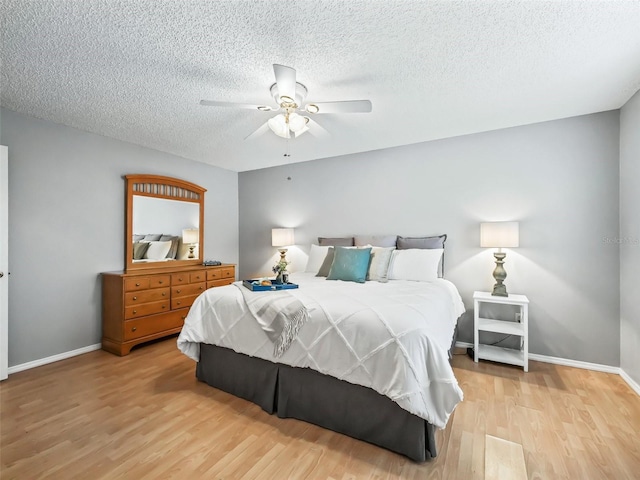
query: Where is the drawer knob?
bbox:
[133,310,137,314]
[199,286,204,290]
[181,315,186,320]
[162,292,166,296]
[162,305,166,309]
[159,280,163,284]
[176,301,181,305]
[135,283,140,287]
[133,296,137,300]
[176,289,181,294]
[132,326,137,332]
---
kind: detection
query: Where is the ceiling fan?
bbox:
[200,64,372,140]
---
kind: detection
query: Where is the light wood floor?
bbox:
[1,338,639,479]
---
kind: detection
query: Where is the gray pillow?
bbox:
[315,247,335,277]
[354,235,397,248]
[133,242,150,260]
[318,237,354,246]
[142,234,162,242]
[397,234,447,249]
[133,234,145,242]
[161,236,180,259]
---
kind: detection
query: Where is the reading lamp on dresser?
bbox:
[101,174,235,356]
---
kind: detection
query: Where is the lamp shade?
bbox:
[272,228,294,247]
[182,228,199,245]
[480,222,519,248]
[267,114,290,138]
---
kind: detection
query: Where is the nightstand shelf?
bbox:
[473,291,529,372]
[476,344,525,367]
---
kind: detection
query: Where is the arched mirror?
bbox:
[125,174,206,271]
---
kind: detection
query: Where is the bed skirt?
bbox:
[196,343,442,462]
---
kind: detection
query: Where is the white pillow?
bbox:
[367,246,395,282]
[305,244,331,273]
[144,240,172,260]
[387,248,444,282]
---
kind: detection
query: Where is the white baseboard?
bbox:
[527,352,619,374]
[620,369,640,396]
[455,341,639,396]
[7,343,102,375]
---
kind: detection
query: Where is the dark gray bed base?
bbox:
[195,326,458,462]
[196,344,435,461]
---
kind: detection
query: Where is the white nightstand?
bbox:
[473,291,529,372]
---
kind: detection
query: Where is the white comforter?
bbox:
[177,273,465,428]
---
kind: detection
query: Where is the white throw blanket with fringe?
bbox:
[235,284,308,358]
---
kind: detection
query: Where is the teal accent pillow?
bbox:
[327,247,372,283]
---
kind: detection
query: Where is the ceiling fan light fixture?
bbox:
[305,104,319,114]
[288,113,307,133]
[279,95,294,104]
[257,105,272,111]
[267,114,290,138]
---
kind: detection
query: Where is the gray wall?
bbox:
[0,108,239,367]
[239,112,621,366]
[620,91,640,385]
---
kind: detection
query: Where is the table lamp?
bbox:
[271,228,295,263]
[480,222,519,296]
[182,228,199,259]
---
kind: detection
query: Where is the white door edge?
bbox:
[1,145,8,380]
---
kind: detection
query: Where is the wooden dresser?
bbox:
[102,264,235,355]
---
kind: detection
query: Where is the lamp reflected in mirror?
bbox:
[182,228,199,259]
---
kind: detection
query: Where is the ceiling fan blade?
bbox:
[306,119,330,138]
[244,122,270,141]
[200,100,273,111]
[305,100,372,114]
[273,64,297,103]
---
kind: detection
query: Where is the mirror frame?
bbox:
[125,174,206,272]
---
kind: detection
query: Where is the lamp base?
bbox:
[491,284,508,297]
[491,251,509,297]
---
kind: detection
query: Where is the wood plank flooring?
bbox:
[484,435,527,480]
[1,338,639,479]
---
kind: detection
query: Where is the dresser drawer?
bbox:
[125,287,170,306]
[149,275,170,288]
[171,294,200,310]
[123,310,187,341]
[207,266,235,281]
[171,283,206,298]
[220,267,235,279]
[124,277,150,292]
[125,300,170,320]
[171,273,190,285]
[189,271,206,283]
[207,279,234,289]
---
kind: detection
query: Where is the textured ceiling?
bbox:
[2,1,640,172]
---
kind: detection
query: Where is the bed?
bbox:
[177,240,465,461]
